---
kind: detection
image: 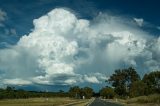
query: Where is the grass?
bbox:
[0,97,88,106]
[114,94,160,106]
[103,94,160,106]
[126,94,160,104]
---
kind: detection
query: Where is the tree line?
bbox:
[0,86,70,99]
[0,86,94,99]
[100,67,160,99]
[0,67,159,99]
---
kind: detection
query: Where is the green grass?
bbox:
[0,97,85,106]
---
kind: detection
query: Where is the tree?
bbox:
[69,86,81,98]
[108,67,140,97]
[143,71,160,94]
[69,86,94,99]
[100,87,115,99]
[81,87,93,99]
[6,86,15,92]
[129,81,148,97]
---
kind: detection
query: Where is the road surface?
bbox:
[89,98,123,106]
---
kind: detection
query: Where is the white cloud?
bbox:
[0,8,159,87]
[0,9,7,22]
[32,76,51,85]
[134,18,144,27]
[84,75,100,84]
[64,79,77,85]
[0,9,7,29]
[3,78,32,85]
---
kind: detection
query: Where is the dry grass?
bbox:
[125,103,160,106]
[0,97,83,106]
[126,94,160,104]
[113,94,160,106]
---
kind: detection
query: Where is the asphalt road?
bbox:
[89,98,123,106]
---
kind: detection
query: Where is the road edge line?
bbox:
[86,98,95,106]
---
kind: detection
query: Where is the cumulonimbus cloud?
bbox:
[0,8,160,86]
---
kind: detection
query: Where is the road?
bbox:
[89,98,123,106]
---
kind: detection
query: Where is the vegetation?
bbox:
[108,67,140,97]
[0,86,93,100]
[69,86,93,99]
[142,71,160,94]
[81,87,93,99]
[0,86,70,99]
[104,67,160,98]
[125,94,160,104]
[100,86,115,99]
[0,97,85,106]
[0,67,159,106]
[129,80,147,97]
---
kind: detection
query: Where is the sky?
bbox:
[0,0,160,92]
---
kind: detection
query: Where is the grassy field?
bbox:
[0,97,90,106]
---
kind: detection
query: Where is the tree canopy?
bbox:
[107,67,160,98]
[108,67,140,97]
[100,86,115,99]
